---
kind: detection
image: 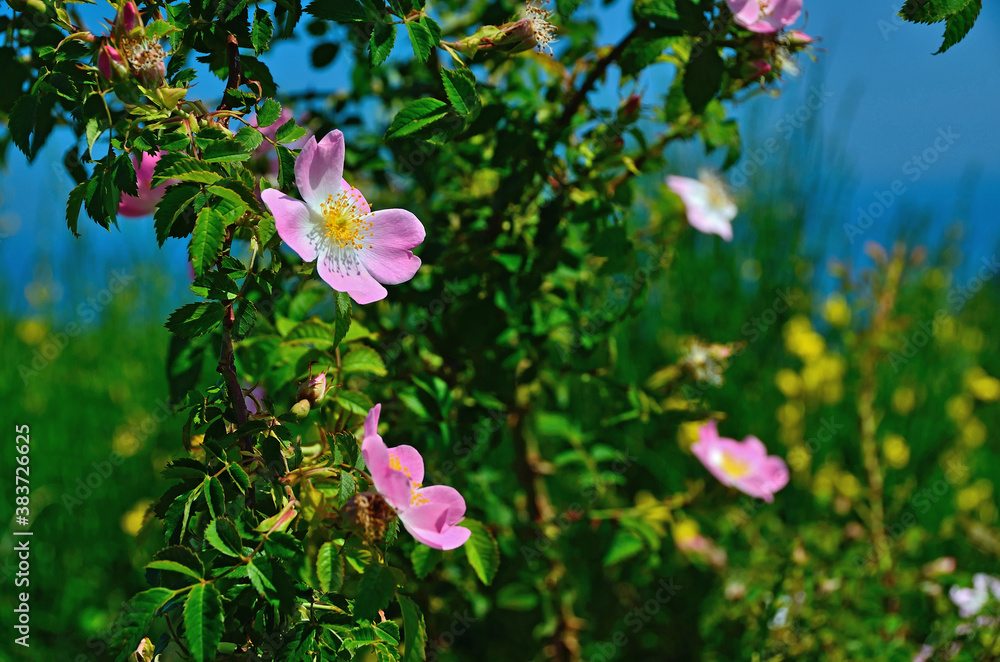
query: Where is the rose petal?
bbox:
[357,209,424,285]
[262,189,319,262]
[295,131,345,209]
[316,248,388,305]
[388,445,424,486]
[415,485,467,526]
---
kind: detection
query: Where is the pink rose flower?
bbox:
[666,171,737,241]
[360,404,471,550]
[726,0,802,34]
[261,131,425,305]
[691,421,789,503]
[119,151,168,218]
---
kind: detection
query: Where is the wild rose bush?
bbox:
[0,0,992,660]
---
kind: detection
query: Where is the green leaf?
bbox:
[233,299,257,340]
[370,21,397,67]
[398,595,428,662]
[353,563,397,620]
[683,46,724,114]
[556,0,584,17]
[247,558,277,595]
[633,0,679,22]
[602,529,646,566]
[66,181,87,237]
[305,0,375,21]
[146,559,203,582]
[9,94,37,157]
[235,125,265,152]
[275,145,296,189]
[183,583,224,662]
[257,98,282,127]
[275,117,308,144]
[201,140,252,163]
[334,291,352,348]
[153,153,223,186]
[410,545,441,579]
[311,42,341,68]
[189,207,228,277]
[316,541,345,593]
[406,18,441,63]
[441,67,479,118]
[284,319,336,348]
[384,98,451,141]
[337,390,374,415]
[154,545,206,578]
[205,517,243,557]
[937,0,982,53]
[901,0,973,23]
[341,347,388,376]
[338,470,356,507]
[204,476,225,518]
[154,183,206,246]
[460,519,499,585]
[166,302,225,338]
[113,588,174,662]
[251,8,275,55]
[228,464,251,494]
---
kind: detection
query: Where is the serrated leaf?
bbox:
[113,588,174,662]
[384,98,451,141]
[154,183,205,246]
[683,46,723,114]
[353,564,397,620]
[183,583,224,662]
[284,319,336,347]
[441,67,479,118]
[228,464,251,493]
[9,95,37,157]
[370,21,397,67]
[145,559,203,582]
[235,125,265,152]
[189,207,228,277]
[937,0,981,52]
[410,545,441,579]
[406,18,440,63]
[201,140,252,163]
[275,117,308,144]
[338,470,356,507]
[334,291,352,348]
[337,390,374,415]
[257,98,282,127]
[316,541,345,593]
[251,8,274,55]
[233,299,257,340]
[205,517,243,557]
[166,302,225,338]
[153,153,222,186]
[154,545,206,578]
[460,519,499,585]
[398,595,428,662]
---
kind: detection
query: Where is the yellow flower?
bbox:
[883,433,910,469]
[777,401,805,427]
[121,499,153,537]
[784,315,826,361]
[960,417,987,448]
[678,421,702,450]
[15,319,48,345]
[775,369,803,398]
[892,386,916,415]
[946,394,974,422]
[823,294,851,327]
[837,473,862,499]
[965,368,1000,402]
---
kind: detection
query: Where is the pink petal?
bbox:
[316,249,388,305]
[725,0,762,26]
[364,404,382,441]
[295,131,345,209]
[262,189,318,262]
[357,209,425,285]
[388,445,424,486]
[361,430,391,482]
[416,485,467,526]
[400,504,472,551]
[406,521,472,551]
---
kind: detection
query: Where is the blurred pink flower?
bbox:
[726,0,802,33]
[667,171,737,241]
[691,421,789,502]
[361,404,471,550]
[244,384,267,416]
[119,151,167,218]
[261,131,424,304]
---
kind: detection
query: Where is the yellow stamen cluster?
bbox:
[719,452,751,478]
[388,453,430,507]
[321,190,374,250]
[524,1,557,55]
[120,37,165,79]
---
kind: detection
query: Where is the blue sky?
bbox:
[2,0,998,315]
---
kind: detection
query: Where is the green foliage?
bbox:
[2,0,995,660]
[900,0,983,52]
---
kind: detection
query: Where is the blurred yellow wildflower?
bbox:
[883,433,910,469]
[775,369,803,398]
[823,294,851,327]
[960,417,987,448]
[678,421,702,451]
[784,315,825,361]
[965,368,1000,401]
[16,319,48,345]
[946,394,974,422]
[121,499,153,537]
[892,386,917,415]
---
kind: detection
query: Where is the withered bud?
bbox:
[341,491,397,544]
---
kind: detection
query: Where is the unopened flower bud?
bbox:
[746,60,772,79]
[619,93,642,121]
[786,31,814,47]
[455,1,557,57]
[296,371,329,405]
[97,43,127,81]
[115,1,144,37]
[290,398,311,419]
